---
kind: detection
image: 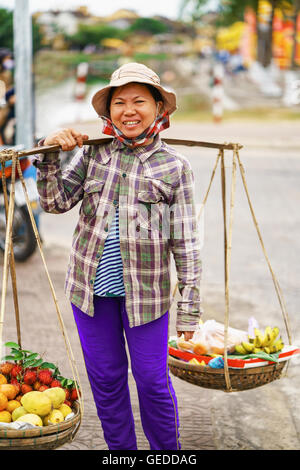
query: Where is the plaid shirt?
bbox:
[33,135,202,330]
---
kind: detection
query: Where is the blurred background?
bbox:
[0,0,299,144]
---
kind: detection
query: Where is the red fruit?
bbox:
[64,388,71,400]
[21,384,33,395]
[38,385,49,392]
[64,400,72,407]
[38,369,52,385]
[11,365,23,379]
[23,369,37,385]
[33,380,41,391]
[10,378,21,394]
[70,388,79,401]
[0,362,14,376]
[50,379,62,388]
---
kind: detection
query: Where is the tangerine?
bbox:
[0,374,7,385]
[6,399,21,413]
[0,410,12,423]
[0,392,8,411]
[0,384,18,400]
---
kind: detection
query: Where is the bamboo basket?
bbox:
[0,402,81,450]
[0,149,84,449]
[168,356,287,392]
[165,140,293,393]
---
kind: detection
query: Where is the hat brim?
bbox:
[92,76,177,117]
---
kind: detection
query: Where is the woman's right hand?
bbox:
[43,128,89,152]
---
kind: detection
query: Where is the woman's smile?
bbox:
[110,83,162,138]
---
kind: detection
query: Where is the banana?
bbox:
[262,326,273,347]
[274,338,284,352]
[253,347,263,354]
[264,347,271,354]
[271,326,280,342]
[242,341,255,353]
[254,328,264,348]
[235,344,248,355]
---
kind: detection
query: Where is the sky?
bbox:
[0,0,187,20]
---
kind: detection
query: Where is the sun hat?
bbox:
[91,62,177,118]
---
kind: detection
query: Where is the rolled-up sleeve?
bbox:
[32,146,88,214]
[169,162,203,331]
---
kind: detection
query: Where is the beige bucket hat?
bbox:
[92,62,177,118]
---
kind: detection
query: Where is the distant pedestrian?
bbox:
[33,62,202,450]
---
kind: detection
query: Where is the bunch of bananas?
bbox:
[235,326,284,355]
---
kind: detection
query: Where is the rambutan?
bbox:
[21,384,33,395]
[11,365,23,379]
[10,378,21,395]
[50,379,62,388]
[38,385,49,392]
[64,388,71,400]
[38,369,52,385]
[64,400,72,407]
[23,369,37,385]
[0,362,14,376]
[70,388,79,402]
[33,380,41,391]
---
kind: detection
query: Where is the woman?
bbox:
[34,62,202,450]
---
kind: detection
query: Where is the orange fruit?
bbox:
[0,384,18,400]
[0,410,12,423]
[0,374,7,385]
[6,399,21,414]
[0,392,8,411]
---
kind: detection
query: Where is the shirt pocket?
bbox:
[137,184,171,233]
[81,179,105,217]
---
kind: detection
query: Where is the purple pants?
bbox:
[71,296,181,450]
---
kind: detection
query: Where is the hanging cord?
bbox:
[235,152,292,346]
[0,157,22,348]
[222,145,238,392]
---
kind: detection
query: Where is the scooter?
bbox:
[0,146,41,262]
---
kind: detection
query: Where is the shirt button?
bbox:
[90,279,94,285]
[104,227,108,232]
[96,253,101,259]
[113,199,118,205]
[122,172,126,178]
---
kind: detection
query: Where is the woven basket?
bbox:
[168,356,288,392]
[0,401,81,450]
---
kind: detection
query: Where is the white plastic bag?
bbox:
[177,320,248,356]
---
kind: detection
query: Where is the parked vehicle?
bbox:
[0,146,41,261]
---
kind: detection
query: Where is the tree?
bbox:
[66,24,126,50]
[0,8,43,55]
[128,18,169,35]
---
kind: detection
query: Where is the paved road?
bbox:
[1,119,300,450]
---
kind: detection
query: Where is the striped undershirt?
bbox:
[94,206,126,297]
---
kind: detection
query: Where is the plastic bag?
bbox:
[177,320,248,356]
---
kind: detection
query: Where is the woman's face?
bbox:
[109,83,162,138]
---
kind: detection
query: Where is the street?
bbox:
[1,119,300,450]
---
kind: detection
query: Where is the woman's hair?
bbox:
[106,82,163,113]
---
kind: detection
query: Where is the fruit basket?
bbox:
[168,355,287,392]
[0,151,83,449]
[167,143,295,393]
[0,401,81,450]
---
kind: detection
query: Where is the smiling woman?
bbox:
[33,62,202,451]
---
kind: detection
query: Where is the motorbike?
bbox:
[0,146,41,262]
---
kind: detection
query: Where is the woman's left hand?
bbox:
[177,331,195,341]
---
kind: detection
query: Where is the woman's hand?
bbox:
[44,128,89,152]
[177,331,195,341]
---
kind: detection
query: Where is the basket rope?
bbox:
[0,150,84,420]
